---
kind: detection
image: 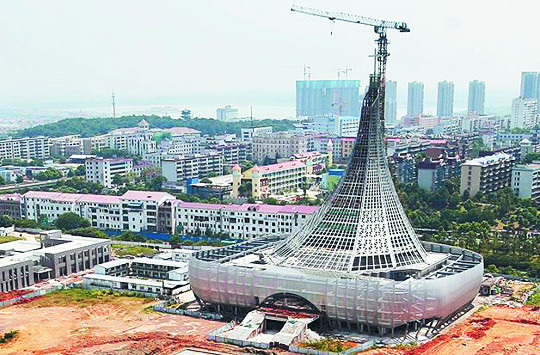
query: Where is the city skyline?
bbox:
[1,0,538,119]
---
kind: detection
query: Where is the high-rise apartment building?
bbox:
[216,105,238,121]
[296,80,361,118]
[520,72,540,110]
[407,81,424,117]
[510,97,538,129]
[385,80,397,124]
[437,81,454,117]
[468,80,486,115]
[520,72,539,98]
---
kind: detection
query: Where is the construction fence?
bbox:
[153,301,224,321]
[0,285,64,308]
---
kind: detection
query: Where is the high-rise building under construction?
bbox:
[296,80,361,118]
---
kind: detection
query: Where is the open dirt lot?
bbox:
[363,305,540,355]
[1,292,538,355]
[0,296,245,355]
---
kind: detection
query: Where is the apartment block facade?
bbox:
[85,157,134,188]
[460,152,516,197]
[0,136,50,160]
[161,153,223,183]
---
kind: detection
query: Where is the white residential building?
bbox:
[50,135,84,156]
[169,201,317,239]
[161,153,223,183]
[216,105,238,121]
[510,97,538,129]
[22,190,174,232]
[460,152,515,197]
[0,136,50,160]
[241,127,273,141]
[512,163,540,201]
[17,190,319,239]
[85,157,134,188]
[252,133,309,162]
[313,116,360,137]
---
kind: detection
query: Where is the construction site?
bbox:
[0,5,538,355]
[188,5,484,350]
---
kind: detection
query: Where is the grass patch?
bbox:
[475,305,490,314]
[525,287,540,306]
[112,245,158,257]
[0,330,18,345]
[23,287,151,308]
[300,338,354,352]
[0,235,24,244]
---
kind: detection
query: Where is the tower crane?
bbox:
[291,5,409,97]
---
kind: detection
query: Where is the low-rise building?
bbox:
[22,190,174,232]
[0,193,22,220]
[460,152,516,197]
[0,230,111,292]
[83,256,189,296]
[167,201,317,239]
[512,163,540,201]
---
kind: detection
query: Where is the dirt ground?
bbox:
[363,305,540,355]
[1,294,538,355]
[0,297,247,355]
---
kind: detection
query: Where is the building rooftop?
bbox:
[514,163,540,171]
[163,127,201,136]
[0,193,22,202]
[38,233,110,255]
[83,273,186,288]
[131,257,188,268]
[462,152,513,167]
[95,258,130,269]
[171,200,318,214]
[121,190,174,202]
[23,191,121,204]
[247,160,306,175]
[0,240,41,253]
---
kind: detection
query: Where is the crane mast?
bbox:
[291,5,410,120]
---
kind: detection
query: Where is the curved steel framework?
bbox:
[188,7,483,333]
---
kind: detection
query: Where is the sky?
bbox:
[1,0,539,119]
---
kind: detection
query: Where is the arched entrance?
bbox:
[259,292,320,314]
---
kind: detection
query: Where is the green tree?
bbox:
[75,165,86,176]
[35,167,63,181]
[0,215,14,227]
[54,212,90,231]
[69,227,107,239]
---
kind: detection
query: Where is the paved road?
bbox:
[0,179,61,192]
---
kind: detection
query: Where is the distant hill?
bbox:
[14,115,295,138]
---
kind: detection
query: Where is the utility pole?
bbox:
[338,68,352,80]
[112,91,116,119]
[303,65,312,80]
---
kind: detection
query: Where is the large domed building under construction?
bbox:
[189,7,483,335]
